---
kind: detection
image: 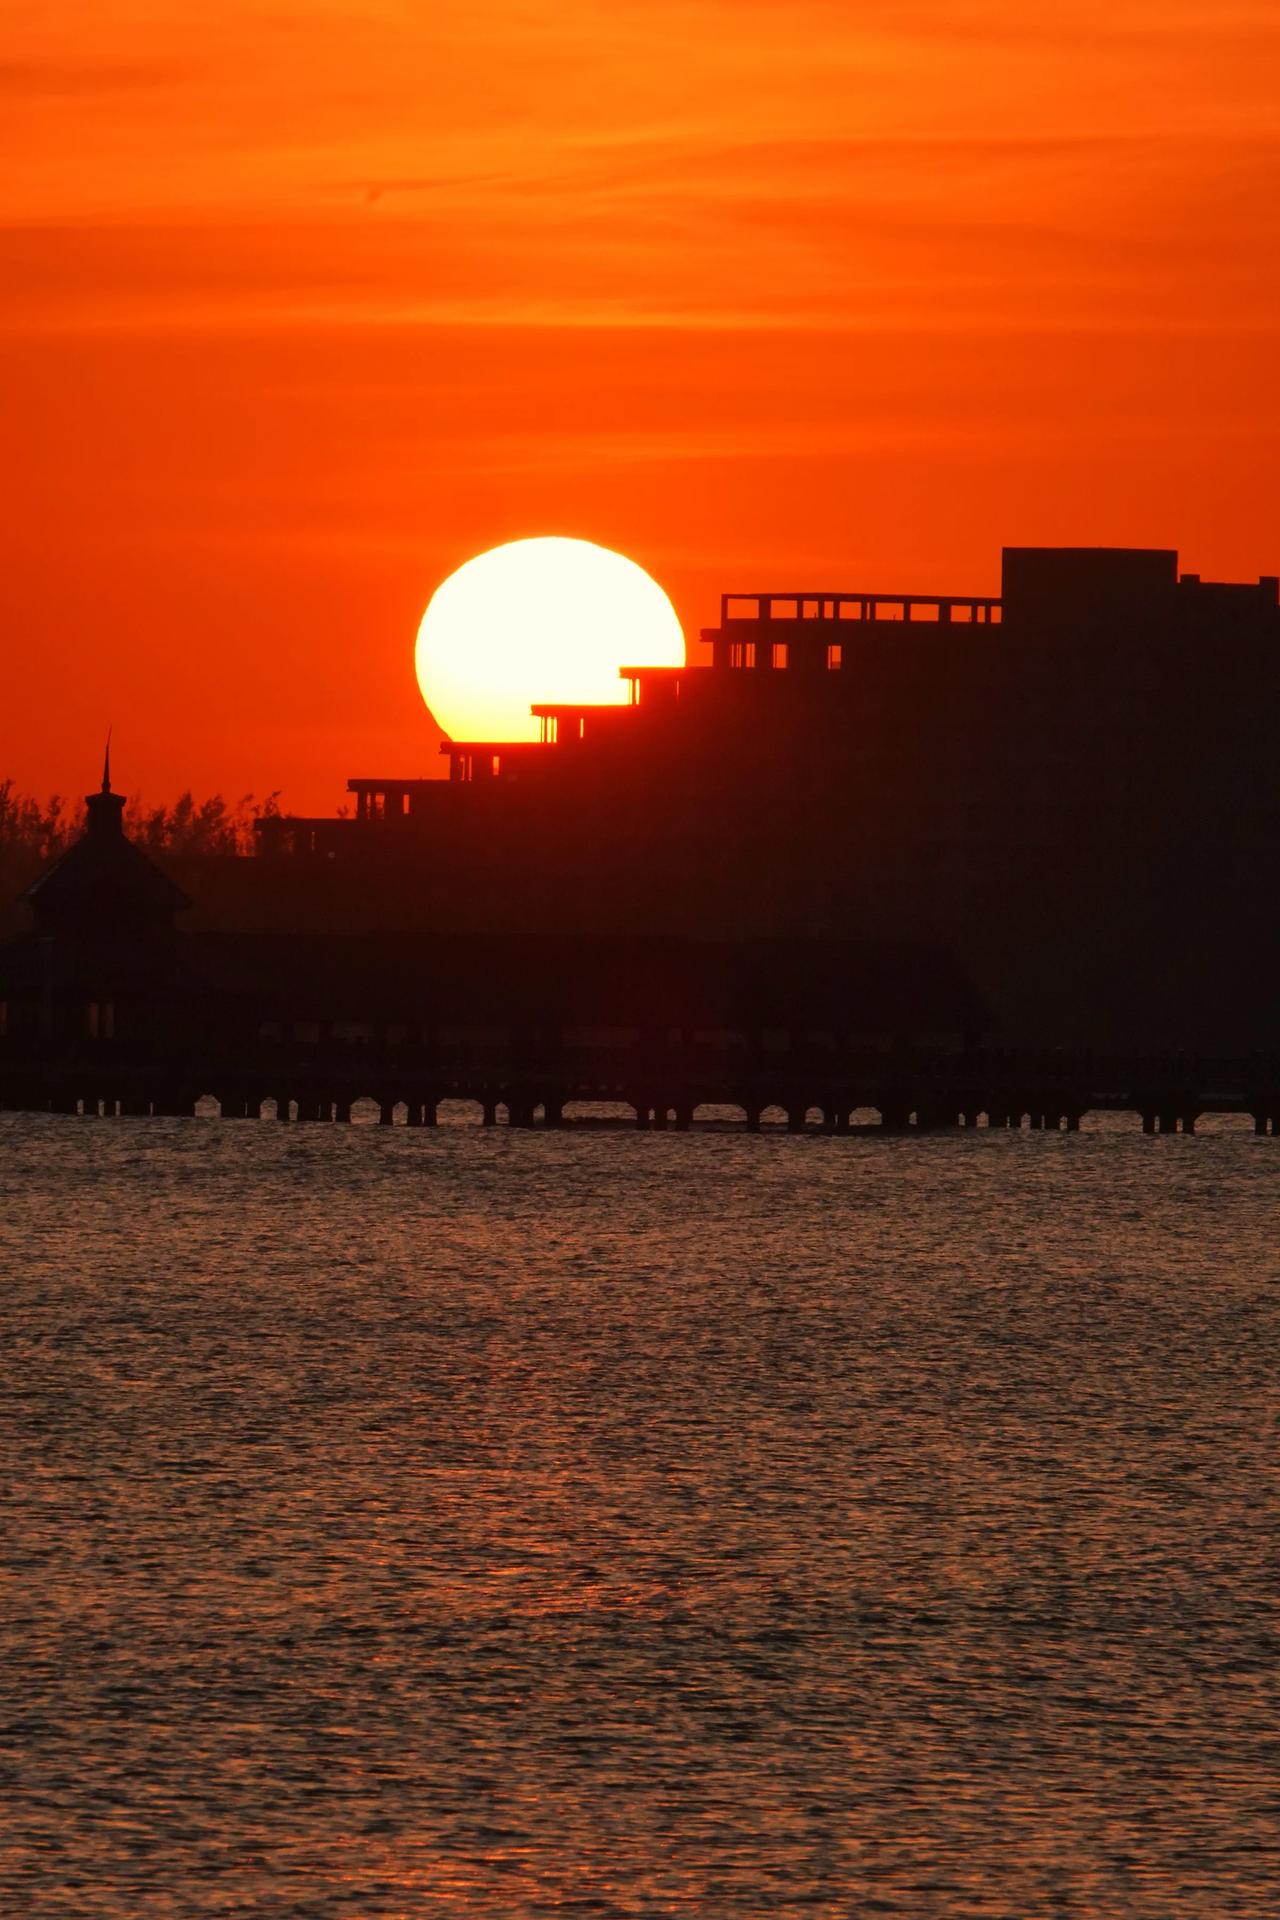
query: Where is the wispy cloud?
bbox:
[0,58,188,98]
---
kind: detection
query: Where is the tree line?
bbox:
[0,780,281,897]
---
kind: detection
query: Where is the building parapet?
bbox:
[718,591,1003,625]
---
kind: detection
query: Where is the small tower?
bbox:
[16,748,190,1048]
[85,735,127,836]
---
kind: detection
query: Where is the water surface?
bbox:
[2,1113,1276,1916]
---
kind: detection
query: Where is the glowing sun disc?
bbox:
[415,537,685,743]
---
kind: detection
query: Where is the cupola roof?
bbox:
[23,749,190,920]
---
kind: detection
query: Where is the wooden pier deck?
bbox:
[5,1041,1280,1135]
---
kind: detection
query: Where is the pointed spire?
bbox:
[86,730,125,838]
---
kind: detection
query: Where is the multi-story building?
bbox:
[256,547,1280,1050]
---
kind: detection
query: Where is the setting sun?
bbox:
[415,537,685,744]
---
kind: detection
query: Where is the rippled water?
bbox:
[2,1111,1277,1916]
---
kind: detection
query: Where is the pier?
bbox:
[5,1037,1279,1136]
[5,771,1279,1139]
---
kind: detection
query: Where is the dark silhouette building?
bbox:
[13,751,190,1053]
[0,763,986,1127]
[6,541,1280,1131]
[256,546,1280,1052]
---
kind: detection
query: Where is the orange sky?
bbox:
[4,0,1278,811]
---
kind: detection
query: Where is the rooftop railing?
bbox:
[720,593,1002,625]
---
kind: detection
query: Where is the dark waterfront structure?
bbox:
[4,544,1280,1132]
[1,760,995,1126]
[259,545,1280,1057]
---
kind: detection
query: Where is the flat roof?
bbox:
[436,739,545,754]
[347,776,440,789]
